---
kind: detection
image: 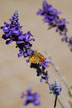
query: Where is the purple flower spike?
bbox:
[21,88,41,106]
[1,10,22,44]
[1,11,35,58]
[37,0,71,51]
[49,80,62,95]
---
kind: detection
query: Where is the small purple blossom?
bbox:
[40,71,49,83]
[56,18,69,35]
[21,88,41,106]
[61,35,69,42]
[39,58,52,68]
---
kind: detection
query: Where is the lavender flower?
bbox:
[21,88,41,106]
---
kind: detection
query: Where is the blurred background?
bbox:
[0,0,72,108]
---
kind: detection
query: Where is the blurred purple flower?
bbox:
[37,0,70,38]
[37,0,69,34]
[37,0,70,51]
[39,58,52,68]
[21,88,41,106]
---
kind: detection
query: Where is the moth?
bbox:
[29,50,45,63]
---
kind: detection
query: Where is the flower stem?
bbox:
[54,95,58,108]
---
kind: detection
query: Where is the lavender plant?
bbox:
[0,10,62,108]
[37,0,72,51]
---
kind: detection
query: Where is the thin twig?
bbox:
[44,51,70,91]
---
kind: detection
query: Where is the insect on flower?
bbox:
[29,50,45,63]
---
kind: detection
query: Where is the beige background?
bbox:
[0,0,72,108]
